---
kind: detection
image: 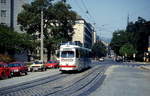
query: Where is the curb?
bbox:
[139,66,150,70]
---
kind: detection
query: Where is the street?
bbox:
[0,58,150,96]
[90,61,150,96]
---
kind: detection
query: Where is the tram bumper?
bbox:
[59,65,77,71]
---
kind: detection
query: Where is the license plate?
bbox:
[33,67,38,70]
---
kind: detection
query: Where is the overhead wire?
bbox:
[80,0,96,24]
[73,0,91,22]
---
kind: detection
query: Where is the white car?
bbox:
[99,58,104,61]
[28,60,46,72]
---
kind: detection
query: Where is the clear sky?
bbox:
[66,0,150,39]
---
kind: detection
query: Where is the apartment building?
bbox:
[0,0,29,61]
[72,19,95,49]
[0,0,27,32]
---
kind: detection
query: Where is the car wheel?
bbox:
[45,68,47,71]
[8,73,12,78]
[11,72,14,76]
[25,72,28,75]
[41,68,44,71]
[19,72,22,76]
[1,72,7,79]
[30,69,33,72]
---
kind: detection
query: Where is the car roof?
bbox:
[48,60,57,61]
[0,62,7,64]
[9,62,24,64]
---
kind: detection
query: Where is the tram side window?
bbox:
[80,50,85,58]
[85,51,89,58]
[76,49,80,58]
[61,51,74,58]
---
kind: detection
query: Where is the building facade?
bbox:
[0,0,29,62]
[72,19,94,49]
[0,0,27,32]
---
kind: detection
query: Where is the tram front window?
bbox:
[61,51,74,58]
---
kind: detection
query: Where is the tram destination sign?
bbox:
[63,48,73,51]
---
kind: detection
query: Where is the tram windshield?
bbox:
[61,51,74,58]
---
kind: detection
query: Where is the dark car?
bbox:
[0,62,11,79]
[45,60,59,69]
[8,62,28,76]
[115,56,123,62]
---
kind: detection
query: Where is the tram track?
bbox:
[0,73,70,95]
[0,65,107,96]
[46,66,107,96]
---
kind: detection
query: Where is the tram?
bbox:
[59,42,91,72]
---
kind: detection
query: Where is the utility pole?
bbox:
[40,10,44,62]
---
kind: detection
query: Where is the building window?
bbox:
[1,10,6,17]
[0,0,6,3]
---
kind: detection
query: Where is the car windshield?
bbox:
[48,61,56,63]
[8,63,22,67]
[61,51,74,58]
[0,64,4,67]
[34,61,42,64]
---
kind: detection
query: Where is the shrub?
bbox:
[0,54,15,63]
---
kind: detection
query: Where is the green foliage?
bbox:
[0,24,35,54]
[92,41,107,58]
[126,17,150,54]
[49,1,77,41]
[0,54,15,63]
[110,17,150,61]
[119,43,137,57]
[17,0,77,59]
[110,30,128,55]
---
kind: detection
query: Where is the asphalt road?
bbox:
[0,58,150,96]
[90,59,150,96]
[0,62,107,96]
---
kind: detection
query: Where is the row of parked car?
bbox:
[0,60,59,79]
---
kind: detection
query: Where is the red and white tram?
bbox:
[59,42,91,72]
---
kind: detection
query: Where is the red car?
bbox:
[0,62,11,79]
[8,62,28,76]
[45,60,59,68]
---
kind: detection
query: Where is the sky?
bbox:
[66,0,150,39]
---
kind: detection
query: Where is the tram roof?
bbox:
[60,43,91,51]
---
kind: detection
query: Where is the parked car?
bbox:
[45,60,59,69]
[115,56,123,62]
[0,62,11,79]
[8,62,28,76]
[99,57,104,61]
[28,60,46,72]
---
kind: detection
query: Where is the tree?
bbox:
[18,0,77,60]
[111,17,150,61]
[0,24,34,56]
[126,17,150,54]
[110,30,128,55]
[119,43,137,57]
[92,41,107,58]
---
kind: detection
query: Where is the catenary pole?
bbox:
[40,10,44,62]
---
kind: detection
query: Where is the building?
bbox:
[0,0,29,61]
[72,19,94,49]
[0,0,28,32]
[93,30,96,45]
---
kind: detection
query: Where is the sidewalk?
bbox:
[140,65,150,70]
[123,61,150,70]
[136,62,150,70]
